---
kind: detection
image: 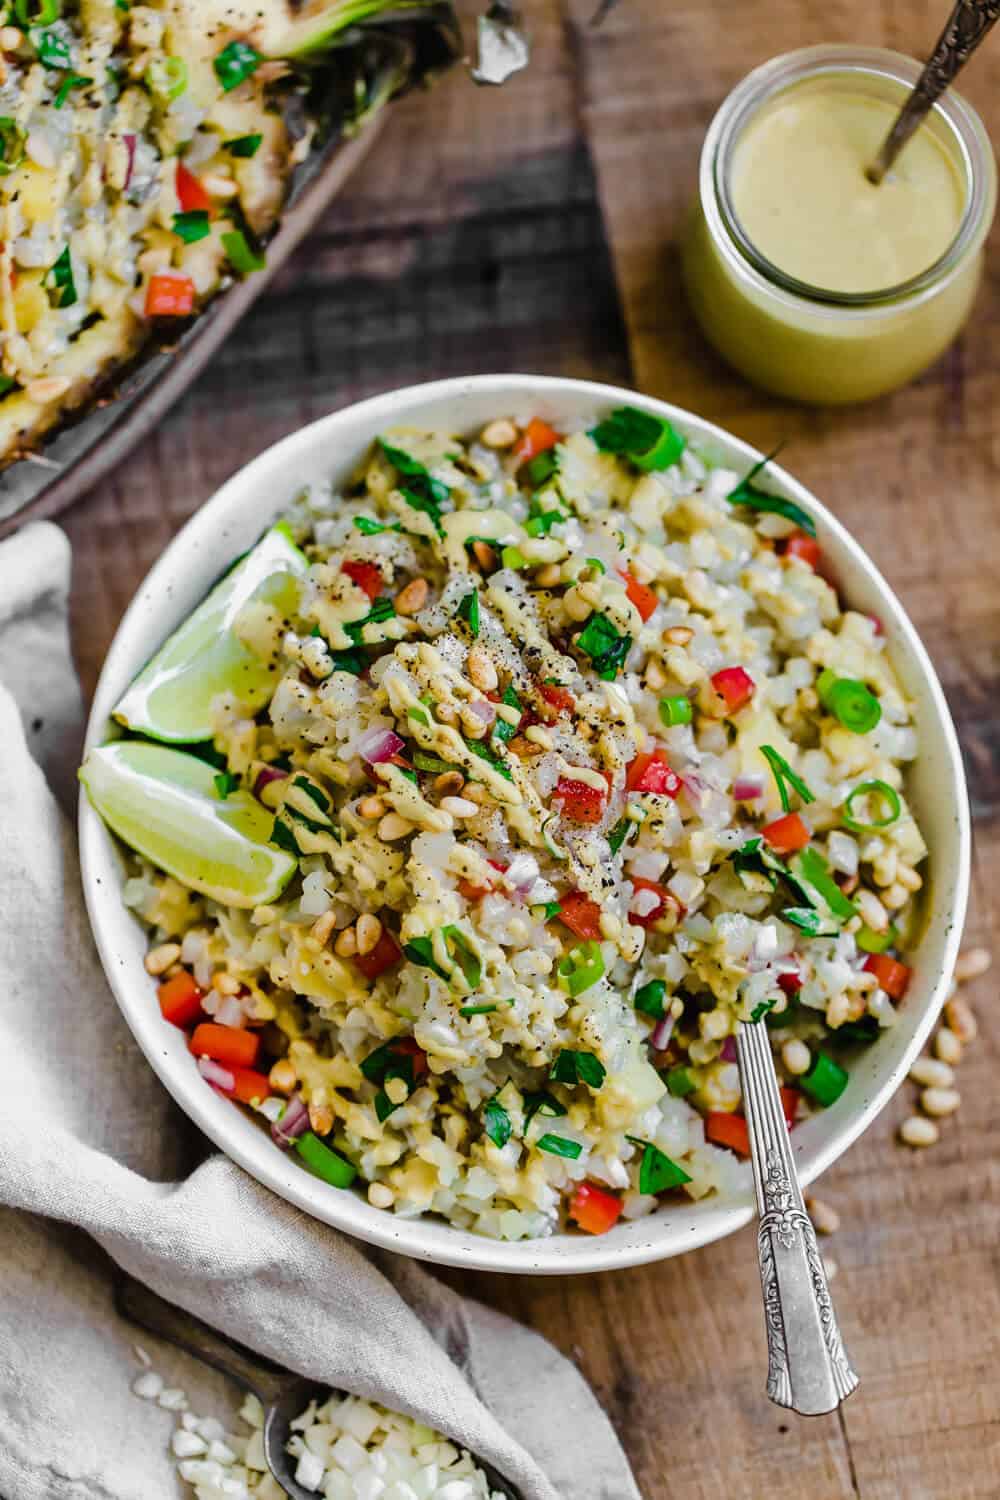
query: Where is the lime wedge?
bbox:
[113,523,308,743]
[80,740,297,907]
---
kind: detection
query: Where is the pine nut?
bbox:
[355,913,382,956]
[435,702,458,725]
[309,910,337,946]
[806,1197,840,1236]
[367,1181,395,1208]
[507,734,543,758]
[895,864,923,893]
[268,1059,297,1094]
[432,770,464,797]
[378,812,414,841]
[472,540,496,570]
[629,556,656,585]
[882,882,909,911]
[395,577,428,616]
[144,942,181,976]
[524,724,554,750]
[214,973,240,997]
[663,625,694,646]
[855,888,889,933]
[563,586,593,622]
[934,1026,962,1065]
[308,1102,334,1136]
[535,563,562,587]
[358,795,385,820]
[25,376,71,404]
[645,659,668,691]
[944,993,978,1044]
[334,926,358,957]
[441,795,477,819]
[462,782,489,804]
[781,1039,811,1076]
[466,646,498,691]
[921,1086,960,1118]
[909,1057,954,1089]
[954,946,992,983]
[200,170,239,199]
[900,1115,939,1147]
[0,26,24,48]
[480,418,517,449]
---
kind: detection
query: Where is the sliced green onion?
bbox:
[526,450,558,486]
[412,750,455,775]
[817,671,881,733]
[634,979,667,1019]
[726,448,816,537]
[501,545,528,570]
[483,1094,512,1148]
[790,847,857,921]
[550,1049,606,1089]
[538,900,562,921]
[800,1051,848,1107]
[626,1136,691,1194]
[525,511,564,537]
[17,0,60,21]
[750,997,777,1023]
[408,704,429,726]
[759,744,815,813]
[225,132,263,157]
[584,556,605,575]
[541,814,568,860]
[214,38,262,91]
[459,999,513,1017]
[295,1131,357,1188]
[374,1089,398,1123]
[213,771,239,798]
[46,244,75,308]
[146,54,188,101]
[607,817,631,855]
[353,515,399,535]
[402,936,450,980]
[536,1133,582,1159]
[522,1090,566,1127]
[458,587,479,637]
[442,925,482,989]
[856,923,897,954]
[590,405,686,471]
[221,228,266,274]
[53,71,88,107]
[466,737,512,782]
[330,649,364,675]
[665,1065,696,1098]
[492,683,521,747]
[0,117,25,175]
[268,817,300,855]
[172,209,211,244]
[843,779,901,833]
[782,906,839,937]
[557,939,606,997]
[658,695,692,728]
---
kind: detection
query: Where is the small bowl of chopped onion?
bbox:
[79,375,969,1274]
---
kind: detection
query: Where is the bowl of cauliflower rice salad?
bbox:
[79,375,969,1272]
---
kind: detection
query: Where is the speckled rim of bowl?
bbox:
[79,374,970,1275]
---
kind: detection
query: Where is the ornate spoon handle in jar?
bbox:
[736,1020,860,1415]
[867,0,1000,183]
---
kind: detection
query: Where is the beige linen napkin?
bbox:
[0,522,642,1500]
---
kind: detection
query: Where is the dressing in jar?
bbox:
[681,46,996,404]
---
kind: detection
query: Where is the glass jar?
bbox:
[681,46,997,404]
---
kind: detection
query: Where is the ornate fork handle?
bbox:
[736,1020,859,1415]
[868,0,1000,183]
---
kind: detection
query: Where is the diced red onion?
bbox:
[466,699,496,728]
[122,132,137,189]
[650,1015,674,1050]
[358,727,405,765]
[197,1056,234,1093]
[214,995,245,1029]
[271,1094,310,1149]
[254,766,288,798]
[720,1035,737,1063]
[505,853,540,890]
[733,776,765,802]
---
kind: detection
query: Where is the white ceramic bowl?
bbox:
[80,375,970,1274]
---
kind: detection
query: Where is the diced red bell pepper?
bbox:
[778,968,803,996]
[557,890,603,941]
[228,1067,273,1105]
[458,858,507,903]
[710,666,755,714]
[391,1035,428,1079]
[341,559,383,601]
[538,681,575,717]
[863,953,911,1001]
[512,417,561,466]
[570,1182,623,1235]
[784,531,821,570]
[352,927,403,981]
[705,1111,751,1157]
[780,1087,801,1127]
[176,161,212,213]
[157,970,203,1029]
[619,569,658,622]
[627,876,682,929]
[189,1023,260,1070]
[761,812,810,855]
[145,272,195,318]
[553,774,608,825]
[625,748,681,797]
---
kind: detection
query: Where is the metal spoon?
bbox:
[736,1021,859,1415]
[115,1274,520,1500]
[867,0,1000,184]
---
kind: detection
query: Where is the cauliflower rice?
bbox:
[120,406,927,1240]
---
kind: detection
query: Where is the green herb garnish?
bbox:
[492,683,521,747]
[379,441,449,534]
[750,997,778,1023]
[633,979,667,1019]
[214,38,262,91]
[536,1133,582,1159]
[576,611,632,680]
[172,209,211,244]
[458,588,480,637]
[591,405,686,471]
[213,771,239,799]
[665,1065,696,1098]
[483,1094,512,1148]
[221,228,266,274]
[0,117,25,175]
[46,245,76,308]
[726,448,815,536]
[32,24,71,69]
[353,516,400,535]
[550,1049,606,1090]
[626,1136,692,1194]
[225,132,263,157]
[760,744,815,813]
[522,1090,566,1127]
[781,907,839,938]
[268,818,300,855]
[53,71,88,107]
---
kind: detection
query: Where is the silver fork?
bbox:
[736,1021,860,1415]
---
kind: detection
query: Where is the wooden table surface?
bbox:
[61,3,999,1496]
